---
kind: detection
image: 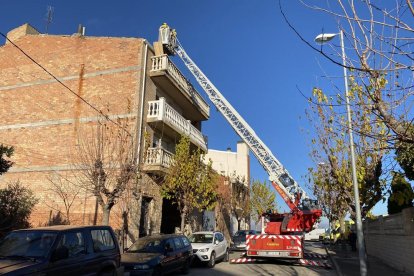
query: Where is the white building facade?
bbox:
[204,141,250,235]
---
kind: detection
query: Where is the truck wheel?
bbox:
[207,251,216,268]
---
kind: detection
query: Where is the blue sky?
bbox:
[1,0,387,218]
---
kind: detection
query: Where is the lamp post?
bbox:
[315,30,368,276]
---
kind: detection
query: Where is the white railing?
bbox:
[147,98,207,151]
[144,147,173,168]
[151,55,209,115]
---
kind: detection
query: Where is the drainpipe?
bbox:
[135,40,149,165]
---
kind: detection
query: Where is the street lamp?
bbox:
[315,30,368,276]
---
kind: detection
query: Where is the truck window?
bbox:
[91,229,115,252]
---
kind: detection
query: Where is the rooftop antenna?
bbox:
[45,5,54,34]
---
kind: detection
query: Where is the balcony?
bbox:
[150,55,210,121]
[147,98,207,151]
[142,147,173,175]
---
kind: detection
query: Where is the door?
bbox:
[88,228,118,274]
[213,233,224,258]
[217,233,226,257]
[172,237,185,267]
[46,231,88,276]
[160,239,178,273]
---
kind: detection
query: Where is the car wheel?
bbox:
[223,248,229,262]
[180,258,191,274]
[153,265,163,276]
[207,251,216,268]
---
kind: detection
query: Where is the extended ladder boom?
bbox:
[158,24,309,210]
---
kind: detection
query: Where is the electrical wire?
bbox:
[0,31,132,136]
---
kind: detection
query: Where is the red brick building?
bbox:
[0,24,210,241]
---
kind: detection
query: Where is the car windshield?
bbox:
[188,233,213,243]
[0,231,57,259]
[127,237,164,253]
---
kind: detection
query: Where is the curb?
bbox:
[325,245,343,276]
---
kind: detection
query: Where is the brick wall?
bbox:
[363,207,414,274]
[0,25,147,230]
[0,24,206,244]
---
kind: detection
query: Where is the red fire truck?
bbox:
[158,23,322,260]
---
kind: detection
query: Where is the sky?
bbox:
[0,0,388,221]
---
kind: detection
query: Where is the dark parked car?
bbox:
[0,225,122,276]
[229,230,260,251]
[122,234,193,276]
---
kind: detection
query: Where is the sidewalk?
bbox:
[326,243,412,276]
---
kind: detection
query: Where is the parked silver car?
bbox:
[230,230,260,251]
[189,231,228,268]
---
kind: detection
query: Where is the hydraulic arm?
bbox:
[157,24,321,233]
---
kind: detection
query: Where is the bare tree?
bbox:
[282,0,414,144]
[74,116,137,225]
[44,172,81,224]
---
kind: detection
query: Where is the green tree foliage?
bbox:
[395,125,414,181]
[0,144,14,175]
[0,181,38,236]
[388,172,414,214]
[250,180,276,223]
[161,136,217,232]
[306,77,387,220]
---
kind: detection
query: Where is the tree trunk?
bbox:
[102,205,111,225]
[66,209,71,225]
[237,219,241,231]
[180,205,188,232]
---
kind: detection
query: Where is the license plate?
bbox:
[266,251,280,256]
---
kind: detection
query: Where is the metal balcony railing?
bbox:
[147,98,207,151]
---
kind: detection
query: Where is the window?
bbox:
[217,233,224,242]
[180,236,190,247]
[189,233,213,243]
[214,233,220,243]
[57,232,85,258]
[91,229,115,252]
[173,237,183,249]
[127,237,163,253]
[164,239,175,252]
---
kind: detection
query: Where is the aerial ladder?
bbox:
[157,24,322,259]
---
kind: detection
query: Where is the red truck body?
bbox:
[246,234,304,259]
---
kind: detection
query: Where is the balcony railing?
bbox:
[150,55,209,117]
[147,98,207,151]
[143,147,173,171]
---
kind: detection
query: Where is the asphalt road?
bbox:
[186,241,336,276]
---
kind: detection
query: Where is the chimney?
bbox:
[77,24,86,36]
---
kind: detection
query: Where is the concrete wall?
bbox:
[205,141,249,186]
[363,207,414,275]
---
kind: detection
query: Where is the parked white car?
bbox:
[305,228,326,241]
[189,231,229,268]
